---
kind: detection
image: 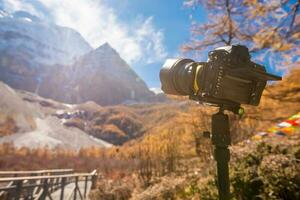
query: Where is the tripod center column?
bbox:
[211,111,231,200]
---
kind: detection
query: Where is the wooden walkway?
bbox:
[51,180,92,200]
[0,169,98,200]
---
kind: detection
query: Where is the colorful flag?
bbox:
[252,112,300,140]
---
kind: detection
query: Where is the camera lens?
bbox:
[159,58,197,95]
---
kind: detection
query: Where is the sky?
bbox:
[106,0,207,89]
[0,0,207,89]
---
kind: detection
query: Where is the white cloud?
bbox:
[1,0,167,64]
[149,87,163,94]
[1,0,44,17]
[135,17,167,64]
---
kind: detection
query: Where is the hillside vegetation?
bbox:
[1,67,298,148]
[0,68,299,199]
[89,67,300,199]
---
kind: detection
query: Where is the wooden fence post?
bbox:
[91,171,98,190]
[73,177,78,200]
[84,176,88,198]
[40,178,49,199]
[60,177,66,200]
[14,180,23,200]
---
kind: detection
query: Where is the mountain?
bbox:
[0,81,111,149]
[38,43,156,105]
[0,12,92,92]
[0,11,157,105]
[0,80,173,147]
[0,12,92,65]
[0,81,38,135]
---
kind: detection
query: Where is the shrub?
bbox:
[230,138,300,200]
[63,118,85,131]
[90,124,128,145]
[258,155,299,199]
[0,117,18,136]
[89,179,133,200]
[178,137,300,200]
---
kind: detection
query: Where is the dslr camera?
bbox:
[160,45,281,108]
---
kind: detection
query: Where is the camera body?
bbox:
[160,45,281,107]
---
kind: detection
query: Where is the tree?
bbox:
[182,0,300,70]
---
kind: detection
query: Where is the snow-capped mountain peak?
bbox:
[0,10,156,106]
[0,12,92,66]
[12,11,41,22]
[94,42,119,56]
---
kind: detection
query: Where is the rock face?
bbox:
[39,43,155,105]
[0,11,155,106]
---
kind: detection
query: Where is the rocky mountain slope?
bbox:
[0,11,92,92]
[38,43,155,105]
[0,11,156,106]
[0,80,174,147]
[0,82,111,149]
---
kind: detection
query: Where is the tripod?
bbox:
[207,105,242,200]
[211,107,231,200]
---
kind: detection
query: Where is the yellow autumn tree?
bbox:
[183,0,300,69]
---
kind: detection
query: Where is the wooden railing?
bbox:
[0,169,74,178]
[0,169,98,200]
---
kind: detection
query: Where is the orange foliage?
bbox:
[183,0,299,69]
[0,117,18,136]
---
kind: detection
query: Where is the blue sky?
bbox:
[105,0,206,53]
[104,0,207,88]
[1,0,207,89]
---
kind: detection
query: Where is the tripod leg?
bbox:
[212,111,231,200]
[215,147,230,200]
